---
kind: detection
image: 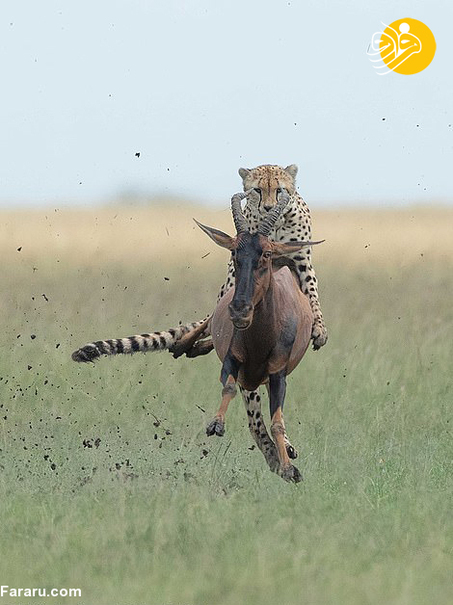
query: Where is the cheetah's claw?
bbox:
[311,323,328,350]
[279,463,303,483]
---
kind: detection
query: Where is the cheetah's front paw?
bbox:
[311,322,328,350]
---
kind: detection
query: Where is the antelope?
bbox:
[196,190,323,482]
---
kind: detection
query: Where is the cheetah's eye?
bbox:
[276,188,282,199]
[263,251,272,259]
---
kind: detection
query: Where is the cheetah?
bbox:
[72,164,327,362]
[206,164,327,464]
[72,164,327,466]
[218,164,327,349]
[170,164,328,464]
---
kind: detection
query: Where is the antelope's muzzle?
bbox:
[228,302,253,330]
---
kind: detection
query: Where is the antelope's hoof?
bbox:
[185,339,214,358]
[206,417,225,437]
[170,341,190,359]
[286,443,298,460]
[279,463,303,483]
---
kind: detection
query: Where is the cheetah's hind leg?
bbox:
[241,388,280,473]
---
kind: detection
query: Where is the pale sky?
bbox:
[1,0,452,207]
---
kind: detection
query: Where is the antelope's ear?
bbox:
[238,167,251,181]
[272,239,324,257]
[284,164,298,180]
[194,219,236,250]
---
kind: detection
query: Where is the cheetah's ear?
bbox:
[238,168,251,181]
[284,164,298,180]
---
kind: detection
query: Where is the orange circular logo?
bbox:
[368,18,436,75]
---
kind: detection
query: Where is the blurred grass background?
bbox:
[0,204,452,605]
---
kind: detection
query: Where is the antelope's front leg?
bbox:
[269,371,302,483]
[265,383,298,460]
[206,352,239,437]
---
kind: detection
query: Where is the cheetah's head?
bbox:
[238,164,298,212]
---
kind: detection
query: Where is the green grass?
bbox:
[1,216,452,605]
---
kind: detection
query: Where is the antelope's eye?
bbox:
[231,250,236,258]
[253,188,261,194]
[276,187,282,198]
[263,251,272,259]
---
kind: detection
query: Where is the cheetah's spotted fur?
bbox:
[72,164,326,363]
[219,164,327,349]
[215,165,327,468]
[71,164,326,475]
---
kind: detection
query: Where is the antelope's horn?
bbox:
[257,188,290,236]
[231,189,252,234]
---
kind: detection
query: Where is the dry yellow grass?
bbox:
[2,204,452,270]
